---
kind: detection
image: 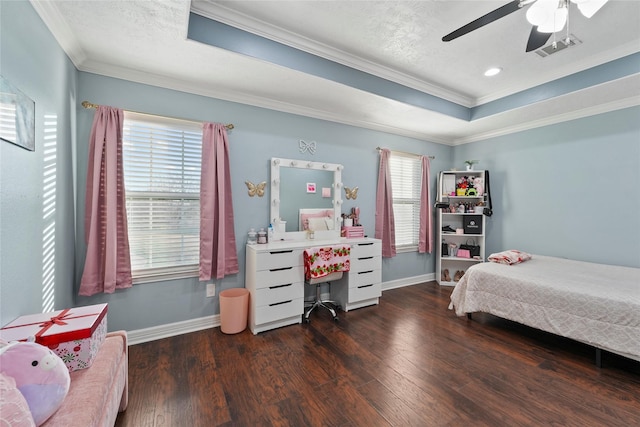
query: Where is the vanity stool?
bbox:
[302,245,351,323]
[304,271,343,322]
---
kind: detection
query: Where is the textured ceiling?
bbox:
[32,0,640,144]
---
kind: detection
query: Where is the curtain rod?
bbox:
[81,101,234,130]
[376,146,435,159]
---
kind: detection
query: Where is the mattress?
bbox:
[449,255,640,360]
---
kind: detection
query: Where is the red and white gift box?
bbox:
[0,303,108,372]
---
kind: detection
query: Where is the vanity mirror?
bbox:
[270,157,343,240]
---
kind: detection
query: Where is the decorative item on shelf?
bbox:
[245,180,266,197]
[464,160,479,171]
[473,177,484,195]
[457,248,471,258]
[344,186,358,200]
[299,139,316,154]
[460,238,481,257]
[448,243,458,257]
[352,206,360,225]
[247,228,257,245]
[257,228,267,244]
[463,215,483,234]
[342,225,365,238]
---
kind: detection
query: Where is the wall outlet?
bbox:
[206,283,216,297]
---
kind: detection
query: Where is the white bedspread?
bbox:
[449,255,640,360]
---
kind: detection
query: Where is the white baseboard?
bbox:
[126,274,435,345]
[381,273,435,291]
[127,314,220,345]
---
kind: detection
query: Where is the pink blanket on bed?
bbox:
[488,249,532,265]
[303,246,350,280]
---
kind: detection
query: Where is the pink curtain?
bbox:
[418,156,433,253]
[374,148,396,258]
[199,123,239,280]
[79,106,132,296]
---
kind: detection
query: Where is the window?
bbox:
[122,112,202,283]
[389,151,422,252]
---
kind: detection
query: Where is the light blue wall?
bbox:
[0,1,77,326]
[74,72,447,331]
[452,107,640,268]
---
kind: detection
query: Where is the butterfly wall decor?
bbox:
[299,139,316,155]
[245,181,266,197]
[344,186,359,200]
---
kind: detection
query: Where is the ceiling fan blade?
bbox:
[525,26,552,52]
[442,0,523,42]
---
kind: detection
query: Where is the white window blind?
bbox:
[389,152,422,251]
[122,111,202,282]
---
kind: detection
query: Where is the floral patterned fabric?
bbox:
[488,249,532,265]
[303,246,350,280]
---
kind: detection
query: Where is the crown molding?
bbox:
[78,60,454,145]
[452,94,640,146]
[190,0,473,108]
[29,0,87,67]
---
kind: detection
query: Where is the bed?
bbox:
[449,255,640,364]
[299,208,335,231]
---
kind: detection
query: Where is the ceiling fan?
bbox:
[442,0,609,52]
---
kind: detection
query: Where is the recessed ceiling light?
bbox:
[484,67,502,77]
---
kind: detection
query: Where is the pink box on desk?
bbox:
[341,226,365,238]
[0,303,108,372]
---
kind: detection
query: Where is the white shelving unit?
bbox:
[436,170,489,286]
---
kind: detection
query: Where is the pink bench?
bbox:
[43,331,128,427]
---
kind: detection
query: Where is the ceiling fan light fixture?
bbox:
[526,0,558,26]
[537,6,568,33]
[575,0,609,18]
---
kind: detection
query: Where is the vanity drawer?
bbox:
[254,298,303,325]
[348,269,381,289]
[350,241,381,259]
[350,255,380,273]
[255,249,303,270]
[348,282,381,302]
[255,282,303,306]
[254,266,303,289]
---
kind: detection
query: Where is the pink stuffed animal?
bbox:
[0,340,70,426]
[473,177,484,196]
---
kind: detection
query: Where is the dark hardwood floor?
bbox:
[116,282,640,427]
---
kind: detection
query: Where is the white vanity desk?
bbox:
[245,237,382,334]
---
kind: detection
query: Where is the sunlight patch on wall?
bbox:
[42,114,57,313]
